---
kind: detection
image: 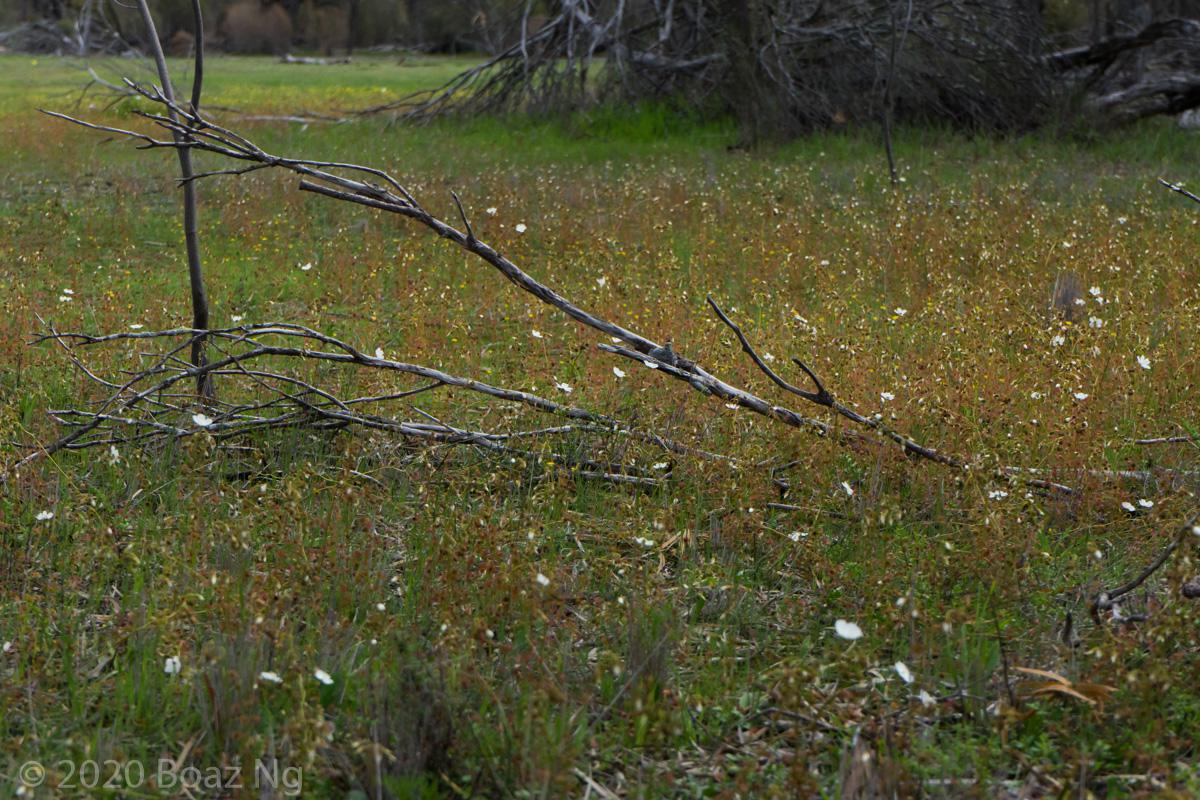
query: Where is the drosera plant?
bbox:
[3,50,1200,798]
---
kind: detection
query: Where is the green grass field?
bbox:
[1,53,1199,798]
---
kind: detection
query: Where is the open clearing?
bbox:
[1,54,1199,797]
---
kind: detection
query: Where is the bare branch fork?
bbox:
[14,323,734,486]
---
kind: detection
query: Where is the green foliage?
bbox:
[1,54,1199,797]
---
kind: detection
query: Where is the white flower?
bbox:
[299,262,313,271]
[596,276,607,288]
[192,413,214,427]
[841,481,854,497]
[2,641,11,653]
[880,391,895,402]
[763,352,776,362]
[789,531,806,542]
[375,602,386,611]
[1051,334,1065,347]
[1117,216,1127,225]
[554,382,573,394]
[62,288,74,295]
[1192,525,1200,537]
[633,536,655,548]
[531,329,544,339]
[231,315,243,323]
[314,668,334,685]
[1088,316,1103,329]
[58,295,72,302]
[486,207,498,216]
[514,223,527,234]
[1089,286,1102,297]
[129,323,144,330]
[108,445,120,465]
[918,689,935,707]
[1073,392,1089,400]
[1138,498,1154,509]
[988,490,1008,500]
[643,360,659,369]
[1121,501,1136,512]
[374,347,385,359]
[1137,355,1151,370]
[535,572,550,587]
[258,671,283,684]
[834,619,863,640]
[613,367,626,378]
[651,462,669,470]
[894,661,913,684]
[893,307,907,316]
[724,403,738,410]
[1074,298,1086,306]
[1030,391,1043,400]
[164,656,182,675]
[36,510,54,521]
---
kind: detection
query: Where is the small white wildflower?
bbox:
[2,641,11,653]
[129,323,144,330]
[643,360,659,369]
[314,668,334,685]
[259,670,283,684]
[834,619,863,640]
[1117,216,1127,224]
[1094,549,1104,560]
[36,510,54,521]
[918,690,935,707]
[486,207,498,216]
[894,307,907,316]
[788,531,802,542]
[164,656,182,675]
[1138,498,1153,509]
[988,490,1008,500]
[633,536,655,548]
[374,347,385,359]
[514,223,527,234]
[1074,298,1086,306]
[1089,286,1102,297]
[894,661,914,684]
[108,445,120,465]
[62,288,74,295]
[1088,316,1103,329]
[531,329,544,339]
[58,295,72,302]
[596,276,607,288]
[651,462,669,471]
[1137,355,1151,370]
[763,352,776,362]
[613,366,626,378]
[880,391,895,402]
[376,602,386,611]
[1051,334,1066,347]
[299,262,313,271]
[1030,391,1043,400]
[535,572,550,587]
[231,315,243,323]
[1121,501,1136,512]
[724,403,738,410]
[1073,392,1089,400]
[192,413,214,427]
[554,382,573,394]
[841,481,854,497]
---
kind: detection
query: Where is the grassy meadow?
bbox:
[1,53,1199,797]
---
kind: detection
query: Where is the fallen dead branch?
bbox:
[13,323,733,488]
[39,78,1200,500]
[1092,509,1200,622]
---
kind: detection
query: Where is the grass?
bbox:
[1,53,1199,798]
